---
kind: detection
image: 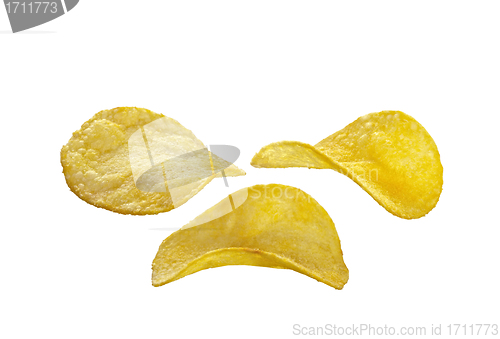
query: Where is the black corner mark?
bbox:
[4,0,79,33]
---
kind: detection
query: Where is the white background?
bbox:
[1,1,499,338]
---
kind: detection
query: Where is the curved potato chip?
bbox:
[152,184,349,289]
[61,107,245,215]
[251,111,443,219]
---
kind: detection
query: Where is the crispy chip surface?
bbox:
[61,107,245,215]
[251,111,443,219]
[152,184,349,289]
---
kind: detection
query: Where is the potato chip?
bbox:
[152,184,349,289]
[251,111,443,219]
[61,107,245,215]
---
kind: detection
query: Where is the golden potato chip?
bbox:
[251,111,443,219]
[61,107,245,215]
[152,184,349,289]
